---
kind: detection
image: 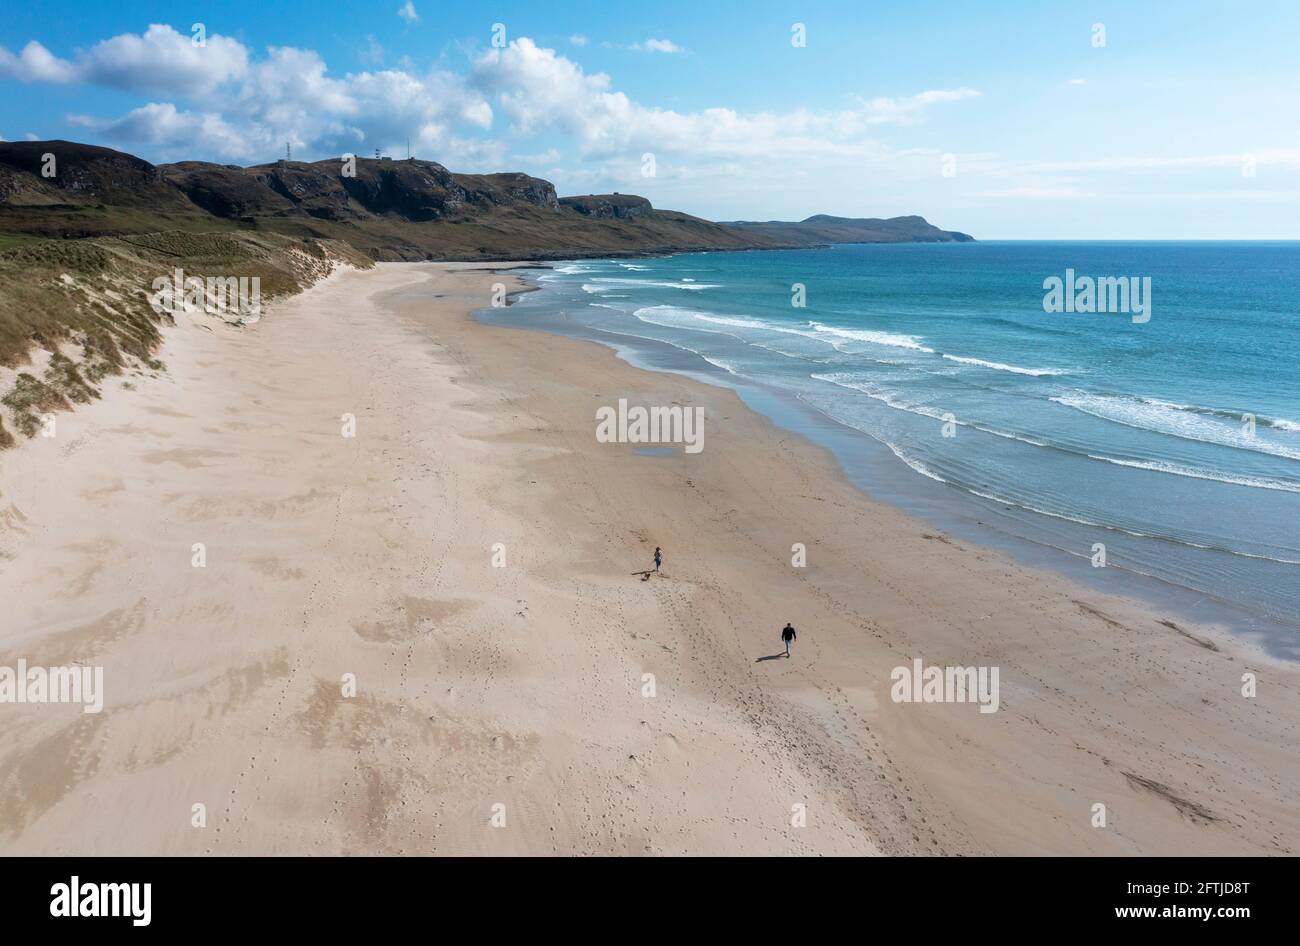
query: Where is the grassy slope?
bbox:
[0,202,776,261]
[0,231,371,446]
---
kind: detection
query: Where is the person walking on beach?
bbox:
[781,622,797,658]
[653,547,663,573]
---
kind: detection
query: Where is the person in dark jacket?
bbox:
[781,622,797,658]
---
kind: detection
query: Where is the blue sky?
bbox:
[3,0,1299,238]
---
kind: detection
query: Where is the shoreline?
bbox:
[1,261,1295,854]
[490,253,1300,662]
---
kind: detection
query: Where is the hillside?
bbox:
[0,141,783,260]
[722,214,974,244]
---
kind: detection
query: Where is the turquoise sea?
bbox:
[480,243,1300,657]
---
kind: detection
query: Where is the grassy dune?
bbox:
[0,230,371,446]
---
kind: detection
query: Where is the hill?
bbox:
[721,214,974,244]
[0,141,784,260]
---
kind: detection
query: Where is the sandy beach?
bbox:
[0,261,1296,856]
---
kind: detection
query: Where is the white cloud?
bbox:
[242,46,355,118]
[637,39,683,54]
[0,40,81,83]
[1067,78,1087,86]
[852,88,982,126]
[5,24,495,165]
[472,39,977,160]
[569,35,588,47]
[461,38,990,217]
[398,1,419,24]
[0,26,247,96]
[83,24,248,96]
[69,103,258,161]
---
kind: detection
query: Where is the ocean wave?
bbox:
[1132,396,1300,433]
[581,283,610,294]
[598,299,1070,382]
[589,278,719,291]
[871,433,1299,563]
[811,373,952,422]
[1052,393,1300,460]
[751,340,836,364]
[976,426,1300,492]
[867,438,1300,564]
[700,355,740,375]
[631,308,832,357]
[884,459,1300,565]
[1084,455,1300,493]
[962,485,1300,565]
[807,322,934,352]
[814,374,1300,493]
[583,321,718,363]
[869,427,1300,563]
[884,442,947,482]
[631,306,753,341]
[609,305,937,364]
[692,313,774,330]
[940,354,1069,376]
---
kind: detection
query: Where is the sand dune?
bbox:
[0,262,1295,855]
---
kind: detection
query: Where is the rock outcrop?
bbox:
[558,194,653,220]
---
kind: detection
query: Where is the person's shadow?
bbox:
[755,652,787,662]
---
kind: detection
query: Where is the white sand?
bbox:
[0,262,1295,855]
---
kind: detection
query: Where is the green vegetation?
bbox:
[2,373,69,437]
[0,229,371,445]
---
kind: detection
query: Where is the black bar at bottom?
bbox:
[0,855,1284,932]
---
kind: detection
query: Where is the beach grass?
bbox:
[0,229,372,446]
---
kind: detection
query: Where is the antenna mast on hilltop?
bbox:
[407,136,410,160]
[286,141,291,162]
